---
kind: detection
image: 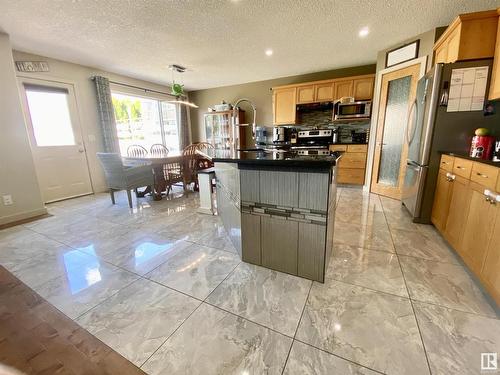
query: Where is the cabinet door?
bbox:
[353,77,374,100]
[444,175,470,249]
[333,80,354,100]
[297,85,315,104]
[460,185,496,274]
[431,169,453,233]
[273,87,296,125]
[482,201,500,305]
[314,82,334,101]
[489,19,500,100]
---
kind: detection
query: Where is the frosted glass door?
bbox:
[371,63,421,199]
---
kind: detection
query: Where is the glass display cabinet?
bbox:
[204,109,245,149]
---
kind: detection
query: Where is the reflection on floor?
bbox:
[0,186,498,374]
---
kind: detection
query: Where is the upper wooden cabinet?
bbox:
[273,87,297,125]
[314,82,334,101]
[297,85,315,104]
[272,74,375,125]
[489,10,500,100]
[433,9,499,64]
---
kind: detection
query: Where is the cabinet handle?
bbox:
[476,172,488,178]
[456,165,465,169]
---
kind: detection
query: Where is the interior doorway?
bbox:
[370,62,424,199]
[19,78,93,203]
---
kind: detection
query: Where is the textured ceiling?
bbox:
[1,0,499,90]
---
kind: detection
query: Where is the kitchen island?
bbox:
[198,149,340,282]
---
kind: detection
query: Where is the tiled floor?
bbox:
[0,186,499,374]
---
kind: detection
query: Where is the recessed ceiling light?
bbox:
[359,27,369,38]
[265,49,273,56]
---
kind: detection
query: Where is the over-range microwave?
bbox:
[334,100,371,120]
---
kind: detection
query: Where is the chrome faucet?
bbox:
[232,98,257,148]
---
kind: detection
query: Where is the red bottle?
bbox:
[470,135,495,160]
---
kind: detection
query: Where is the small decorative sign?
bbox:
[15,61,49,72]
[385,40,419,68]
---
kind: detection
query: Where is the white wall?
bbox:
[12,50,176,194]
[0,34,46,225]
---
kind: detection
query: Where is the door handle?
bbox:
[78,148,85,153]
[405,100,417,144]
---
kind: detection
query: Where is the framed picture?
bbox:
[385,40,420,68]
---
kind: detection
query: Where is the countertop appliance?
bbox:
[402,59,497,223]
[334,100,371,120]
[272,126,291,144]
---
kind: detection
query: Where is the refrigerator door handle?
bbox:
[405,100,417,144]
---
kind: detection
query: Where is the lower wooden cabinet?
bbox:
[431,169,453,232]
[443,174,470,249]
[329,144,368,185]
[432,154,500,306]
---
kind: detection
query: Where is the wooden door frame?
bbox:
[364,56,427,193]
[17,76,94,201]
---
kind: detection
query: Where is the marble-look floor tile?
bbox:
[283,341,379,375]
[0,226,35,243]
[206,263,311,336]
[142,303,292,375]
[193,226,237,253]
[399,256,497,318]
[391,228,459,264]
[328,244,408,297]
[35,256,139,319]
[296,280,429,375]
[94,236,193,276]
[78,278,200,366]
[333,221,394,252]
[385,212,425,232]
[146,243,240,299]
[335,204,388,227]
[414,301,500,375]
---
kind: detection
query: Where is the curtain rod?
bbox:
[107,79,178,98]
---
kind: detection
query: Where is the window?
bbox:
[111,92,179,156]
[24,85,75,146]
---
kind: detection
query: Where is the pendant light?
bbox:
[166,64,198,108]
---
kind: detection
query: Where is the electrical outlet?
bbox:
[2,195,13,206]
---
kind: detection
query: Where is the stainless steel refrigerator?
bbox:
[402,59,498,223]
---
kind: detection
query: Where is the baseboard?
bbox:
[0,207,48,227]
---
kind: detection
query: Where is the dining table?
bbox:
[123,153,188,200]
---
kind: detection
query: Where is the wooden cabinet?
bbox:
[329,144,368,185]
[431,154,500,306]
[273,87,297,125]
[433,9,499,64]
[353,77,375,100]
[297,85,315,104]
[314,82,334,101]
[431,168,454,232]
[460,183,497,274]
[272,74,375,125]
[333,80,354,100]
[482,202,500,304]
[444,174,471,249]
[489,13,500,100]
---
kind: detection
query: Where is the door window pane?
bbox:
[378,75,412,186]
[25,87,75,146]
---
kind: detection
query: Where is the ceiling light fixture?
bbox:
[265,49,273,56]
[358,27,369,38]
[166,64,198,108]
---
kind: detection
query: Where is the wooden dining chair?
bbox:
[127,145,148,158]
[182,142,214,191]
[150,144,169,157]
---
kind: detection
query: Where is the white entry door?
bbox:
[19,78,93,203]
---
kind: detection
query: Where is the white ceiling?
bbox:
[1,0,498,90]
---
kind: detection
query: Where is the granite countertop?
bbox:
[197,148,342,169]
[438,151,500,167]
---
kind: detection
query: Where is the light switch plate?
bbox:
[2,195,13,206]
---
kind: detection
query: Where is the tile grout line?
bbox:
[380,199,434,375]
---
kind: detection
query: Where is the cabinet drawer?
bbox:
[338,153,367,169]
[440,154,454,172]
[471,162,499,190]
[329,145,347,152]
[337,168,365,185]
[452,157,472,179]
[347,144,368,153]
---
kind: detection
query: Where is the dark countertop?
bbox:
[197,149,341,170]
[438,151,500,167]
